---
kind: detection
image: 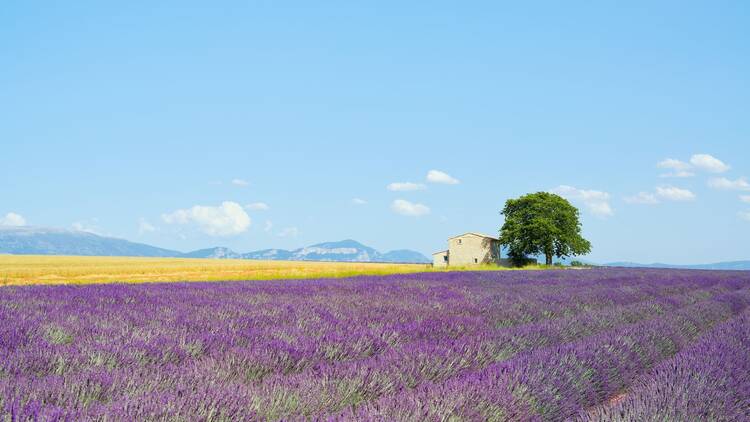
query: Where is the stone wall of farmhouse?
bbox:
[447,234,501,266]
[432,251,449,267]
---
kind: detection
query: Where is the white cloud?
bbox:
[708,177,750,191]
[264,220,273,232]
[626,185,697,204]
[550,185,614,218]
[72,221,103,235]
[660,170,695,178]
[387,182,426,192]
[0,212,26,227]
[138,218,157,235]
[245,202,270,211]
[657,158,691,171]
[278,227,299,237]
[740,195,750,204]
[352,198,367,205]
[657,158,694,177]
[231,179,249,187]
[690,154,730,173]
[738,211,750,222]
[162,201,251,236]
[426,170,460,185]
[391,199,430,217]
[655,185,696,201]
[656,154,729,177]
[624,192,660,205]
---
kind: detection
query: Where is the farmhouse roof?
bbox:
[432,250,448,255]
[447,232,499,240]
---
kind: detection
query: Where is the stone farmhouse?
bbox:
[432,232,509,267]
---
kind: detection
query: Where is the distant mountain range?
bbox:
[0,226,430,263]
[605,261,750,271]
[172,240,430,263]
[0,226,180,257]
[237,240,430,263]
[3,226,747,269]
[512,251,750,271]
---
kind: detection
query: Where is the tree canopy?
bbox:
[499,192,591,266]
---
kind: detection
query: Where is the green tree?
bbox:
[499,192,591,266]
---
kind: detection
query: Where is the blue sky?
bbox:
[2,1,749,264]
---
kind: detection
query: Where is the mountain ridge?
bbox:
[239,239,430,263]
[604,261,750,271]
[0,227,430,263]
[3,226,747,268]
[0,226,181,257]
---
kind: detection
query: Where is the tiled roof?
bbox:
[447,232,499,240]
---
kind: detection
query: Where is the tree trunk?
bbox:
[545,253,553,266]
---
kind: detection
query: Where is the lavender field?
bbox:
[1,269,749,421]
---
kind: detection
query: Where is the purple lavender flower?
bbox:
[1,268,749,420]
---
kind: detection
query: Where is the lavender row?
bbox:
[2,269,725,380]
[229,286,742,418]
[579,308,750,422]
[1,269,749,420]
[0,278,732,419]
[344,289,750,421]
[1,280,724,383]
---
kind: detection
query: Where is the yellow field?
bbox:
[0,255,434,286]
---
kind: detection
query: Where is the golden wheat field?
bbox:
[0,255,437,286]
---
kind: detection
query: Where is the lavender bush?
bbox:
[579,308,750,421]
[1,268,749,420]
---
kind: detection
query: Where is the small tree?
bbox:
[499,192,591,266]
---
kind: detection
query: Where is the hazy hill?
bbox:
[241,240,431,263]
[605,261,750,271]
[0,227,430,263]
[0,226,181,257]
[180,247,243,259]
[174,239,432,263]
